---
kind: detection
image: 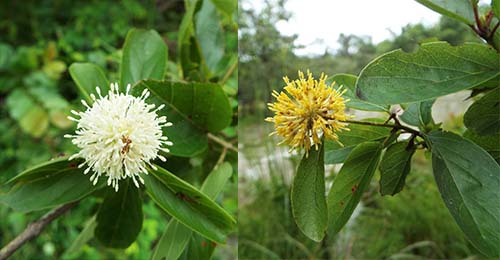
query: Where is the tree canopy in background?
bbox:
[238,0,481,116]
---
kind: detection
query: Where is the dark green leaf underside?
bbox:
[95,181,143,248]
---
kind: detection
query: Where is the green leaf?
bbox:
[144,165,236,244]
[178,235,218,260]
[0,158,102,212]
[178,0,203,80]
[493,0,500,18]
[428,131,500,257]
[356,42,500,104]
[18,105,49,138]
[0,43,14,70]
[63,216,97,258]
[291,143,327,242]
[195,0,225,74]
[324,147,354,164]
[152,220,191,260]
[324,121,391,164]
[210,0,237,18]
[329,74,389,112]
[69,63,109,103]
[200,162,233,198]
[463,130,500,164]
[464,87,500,136]
[95,181,143,248]
[379,141,416,196]
[327,142,383,235]
[6,89,35,121]
[133,80,232,156]
[6,89,49,138]
[120,29,167,90]
[151,163,232,260]
[415,0,475,25]
[400,100,435,128]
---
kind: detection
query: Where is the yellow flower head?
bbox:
[266,70,350,153]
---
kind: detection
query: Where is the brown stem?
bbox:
[473,4,483,33]
[207,133,238,152]
[491,20,500,37]
[0,202,79,260]
[341,119,424,138]
[216,147,227,166]
[219,59,238,86]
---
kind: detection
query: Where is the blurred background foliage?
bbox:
[238,0,480,117]
[238,0,485,259]
[0,0,237,259]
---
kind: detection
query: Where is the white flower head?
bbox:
[65,83,173,191]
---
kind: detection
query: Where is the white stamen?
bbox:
[65,82,173,192]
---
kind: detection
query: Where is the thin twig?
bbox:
[491,20,500,37]
[0,201,79,260]
[341,119,424,138]
[473,4,483,33]
[207,133,238,152]
[216,147,228,166]
[219,59,238,86]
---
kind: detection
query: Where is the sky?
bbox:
[244,0,487,56]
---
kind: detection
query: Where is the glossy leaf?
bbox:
[69,62,109,103]
[144,165,236,244]
[329,74,389,112]
[356,42,500,104]
[415,0,475,25]
[400,100,435,128]
[0,158,102,212]
[120,29,167,90]
[327,142,382,235]
[464,87,500,136]
[7,156,76,183]
[95,181,143,248]
[379,141,416,196]
[463,130,500,164]
[152,163,232,260]
[133,80,231,156]
[291,143,327,242]
[324,121,391,164]
[428,131,500,256]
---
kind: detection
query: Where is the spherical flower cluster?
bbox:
[266,70,350,153]
[65,83,173,191]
